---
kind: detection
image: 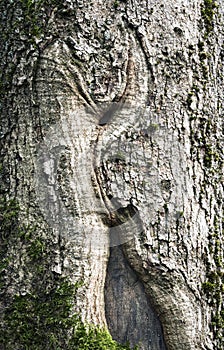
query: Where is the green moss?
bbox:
[201,0,218,36]
[19,0,43,39]
[203,215,223,345]
[148,123,159,133]
[18,0,68,43]
[0,198,20,242]
[203,144,213,168]
[0,278,74,348]
[27,238,45,260]
[211,313,224,328]
[202,281,216,293]
[113,0,120,9]
[203,145,220,168]
[213,216,219,235]
[0,277,136,349]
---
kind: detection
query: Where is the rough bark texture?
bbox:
[0,1,223,349]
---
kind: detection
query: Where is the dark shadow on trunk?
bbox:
[105,245,167,350]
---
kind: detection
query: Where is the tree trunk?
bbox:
[0,1,223,349]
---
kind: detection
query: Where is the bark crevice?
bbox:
[105,245,167,350]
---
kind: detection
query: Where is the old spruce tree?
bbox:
[0,1,223,349]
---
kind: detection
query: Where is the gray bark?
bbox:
[0,1,223,349]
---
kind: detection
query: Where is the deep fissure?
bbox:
[105,245,167,350]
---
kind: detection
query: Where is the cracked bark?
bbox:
[0,1,223,349]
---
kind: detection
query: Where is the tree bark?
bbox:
[0,1,223,349]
